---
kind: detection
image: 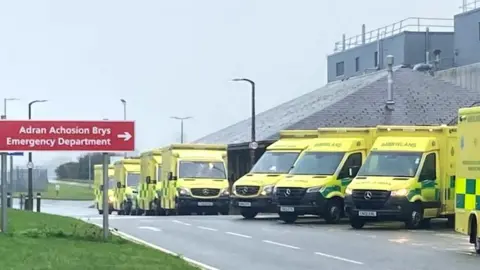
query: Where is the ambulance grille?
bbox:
[352,190,390,209]
[191,188,220,197]
[235,186,260,196]
[275,187,306,205]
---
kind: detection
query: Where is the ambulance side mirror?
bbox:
[348,166,360,178]
[116,182,121,188]
[146,176,151,184]
[99,185,103,190]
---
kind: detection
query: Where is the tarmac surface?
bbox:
[18,200,480,270]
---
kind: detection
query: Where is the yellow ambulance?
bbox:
[274,128,376,223]
[93,164,115,215]
[159,144,229,215]
[138,149,163,216]
[344,125,457,229]
[455,107,480,254]
[112,158,141,215]
[231,130,317,219]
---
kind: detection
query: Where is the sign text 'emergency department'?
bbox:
[0,120,135,152]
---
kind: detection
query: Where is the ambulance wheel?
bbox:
[405,203,423,229]
[324,199,343,224]
[240,209,258,219]
[108,208,113,215]
[349,217,365,229]
[279,213,298,224]
[447,216,455,228]
[98,209,104,215]
[124,201,132,215]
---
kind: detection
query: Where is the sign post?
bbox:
[0,120,135,236]
[102,152,109,240]
[1,153,6,232]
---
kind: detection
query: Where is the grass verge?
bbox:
[14,183,94,201]
[0,209,198,270]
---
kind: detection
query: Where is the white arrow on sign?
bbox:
[117,132,132,141]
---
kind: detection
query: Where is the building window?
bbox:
[336,61,344,77]
[374,51,378,67]
[355,57,360,72]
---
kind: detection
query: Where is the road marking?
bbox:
[198,226,218,231]
[90,223,220,270]
[225,232,252,238]
[354,233,376,239]
[138,226,162,232]
[172,220,192,226]
[314,252,364,265]
[262,240,300,250]
[434,233,468,240]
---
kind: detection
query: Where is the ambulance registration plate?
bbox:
[280,206,295,212]
[198,202,214,206]
[238,202,251,207]
[358,211,377,217]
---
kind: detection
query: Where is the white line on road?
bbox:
[197,226,218,231]
[172,220,192,226]
[225,232,252,238]
[262,240,300,250]
[138,226,162,232]
[90,222,220,270]
[314,252,364,265]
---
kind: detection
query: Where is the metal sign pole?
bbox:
[102,152,109,240]
[1,153,7,233]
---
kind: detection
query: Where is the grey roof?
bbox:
[195,67,480,144]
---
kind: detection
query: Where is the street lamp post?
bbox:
[27,99,47,211]
[170,116,192,143]
[232,78,256,167]
[120,99,127,157]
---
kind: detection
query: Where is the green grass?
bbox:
[55,178,93,184]
[14,183,94,201]
[0,209,198,270]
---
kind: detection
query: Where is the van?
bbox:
[274,128,376,223]
[93,164,115,215]
[138,149,162,215]
[231,130,317,219]
[160,144,229,215]
[112,158,141,215]
[344,125,457,229]
[455,107,480,254]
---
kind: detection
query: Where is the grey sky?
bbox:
[0,0,460,166]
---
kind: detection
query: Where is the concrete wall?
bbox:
[454,8,480,66]
[436,62,480,93]
[327,32,454,82]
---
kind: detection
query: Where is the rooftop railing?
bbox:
[333,17,454,53]
[460,0,480,12]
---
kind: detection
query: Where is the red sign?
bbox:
[0,120,135,152]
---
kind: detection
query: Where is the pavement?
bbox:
[12,200,479,270]
[49,179,92,187]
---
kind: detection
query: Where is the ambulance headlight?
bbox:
[306,186,324,193]
[391,189,408,196]
[261,185,274,196]
[176,187,191,196]
[345,187,353,195]
[108,195,115,202]
[220,188,230,196]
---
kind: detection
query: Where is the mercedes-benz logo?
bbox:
[284,188,291,197]
[364,191,372,200]
[241,187,249,194]
[202,188,209,195]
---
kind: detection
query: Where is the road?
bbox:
[79,213,479,270]
[24,200,479,269]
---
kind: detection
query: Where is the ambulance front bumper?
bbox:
[344,193,413,221]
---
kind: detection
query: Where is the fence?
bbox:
[5,167,48,193]
[333,17,454,52]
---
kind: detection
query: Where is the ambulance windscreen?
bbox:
[250,151,299,174]
[290,152,345,175]
[178,161,226,179]
[357,151,422,178]
[126,173,140,187]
